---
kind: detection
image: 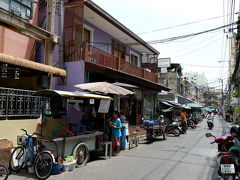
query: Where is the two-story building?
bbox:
[44,0,170,125]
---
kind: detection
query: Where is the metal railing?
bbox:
[0,87,44,119]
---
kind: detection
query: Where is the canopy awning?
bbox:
[165,100,182,107]
[161,101,174,107]
[185,103,203,108]
[0,53,66,77]
[162,107,174,112]
[33,89,113,100]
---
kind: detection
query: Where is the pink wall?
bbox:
[1,3,39,60]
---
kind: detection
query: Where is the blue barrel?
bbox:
[120,126,126,150]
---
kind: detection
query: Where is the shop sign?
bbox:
[90,99,94,104]
[98,99,111,113]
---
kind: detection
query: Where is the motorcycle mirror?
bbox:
[205,133,212,137]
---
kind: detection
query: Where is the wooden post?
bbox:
[117,57,121,70]
[84,43,89,61]
[143,69,145,79]
[44,0,57,66]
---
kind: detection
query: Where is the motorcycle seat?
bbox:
[218,152,231,156]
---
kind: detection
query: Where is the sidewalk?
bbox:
[218,115,234,129]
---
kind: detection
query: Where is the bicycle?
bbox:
[128,128,139,149]
[9,129,55,180]
[0,164,8,180]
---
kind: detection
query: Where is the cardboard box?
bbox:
[0,139,13,167]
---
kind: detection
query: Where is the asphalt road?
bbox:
[8,115,231,180]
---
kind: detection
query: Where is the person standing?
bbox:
[109,111,122,155]
[180,111,187,134]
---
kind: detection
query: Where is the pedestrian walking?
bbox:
[109,111,122,155]
[180,111,187,134]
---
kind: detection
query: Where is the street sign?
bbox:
[158,58,171,67]
[0,0,33,21]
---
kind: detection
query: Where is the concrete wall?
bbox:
[0,118,67,147]
[158,71,179,94]
[0,3,39,59]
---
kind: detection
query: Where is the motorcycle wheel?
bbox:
[173,128,181,136]
[163,132,168,140]
[222,174,234,180]
[146,135,153,143]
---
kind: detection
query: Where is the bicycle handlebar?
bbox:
[21,129,41,137]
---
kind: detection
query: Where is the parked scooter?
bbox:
[166,118,181,136]
[187,116,197,129]
[207,118,214,130]
[206,132,240,179]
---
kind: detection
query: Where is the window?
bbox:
[131,54,138,66]
[83,24,94,44]
[112,40,126,59]
[130,51,140,67]
[83,29,91,43]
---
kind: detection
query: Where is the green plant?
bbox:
[232,88,239,98]
[235,107,240,117]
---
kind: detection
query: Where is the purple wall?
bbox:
[84,20,142,62]
[52,61,85,91]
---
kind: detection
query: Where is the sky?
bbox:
[92,0,239,89]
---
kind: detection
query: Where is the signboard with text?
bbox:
[158,58,171,68]
[98,99,111,113]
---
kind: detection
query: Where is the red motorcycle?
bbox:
[206,133,238,180]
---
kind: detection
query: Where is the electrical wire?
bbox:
[181,63,229,68]
[172,36,222,58]
[133,13,238,36]
[75,22,238,46]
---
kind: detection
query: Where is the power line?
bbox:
[181,63,229,68]
[87,22,238,46]
[143,22,238,44]
[135,13,238,36]
[164,31,222,54]
[172,36,222,58]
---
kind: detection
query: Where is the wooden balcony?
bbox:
[84,44,158,83]
[64,42,158,83]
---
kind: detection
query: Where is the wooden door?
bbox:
[135,100,142,125]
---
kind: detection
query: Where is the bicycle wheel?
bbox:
[0,165,9,180]
[9,146,25,171]
[34,151,53,180]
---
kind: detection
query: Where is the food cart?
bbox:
[34,89,113,167]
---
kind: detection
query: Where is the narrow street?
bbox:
[9,116,231,180]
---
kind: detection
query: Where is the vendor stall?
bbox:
[33,89,113,167]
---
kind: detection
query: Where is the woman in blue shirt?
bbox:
[109,111,122,155]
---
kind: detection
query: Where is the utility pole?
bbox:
[44,0,57,89]
[44,0,57,66]
[219,78,224,113]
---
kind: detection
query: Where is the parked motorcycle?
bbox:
[206,133,240,179]
[166,121,181,136]
[187,117,196,129]
[142,116,168,143]
[207,118,214,130]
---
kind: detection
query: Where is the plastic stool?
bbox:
[102,141,112,159]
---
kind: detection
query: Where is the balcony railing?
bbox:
[83,44,158,83]
[64,43,158,83]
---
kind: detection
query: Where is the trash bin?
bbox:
[120,126,126,150]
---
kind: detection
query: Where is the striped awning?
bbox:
[0,53,66,77]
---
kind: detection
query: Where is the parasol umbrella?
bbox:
[74,82,134,95]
